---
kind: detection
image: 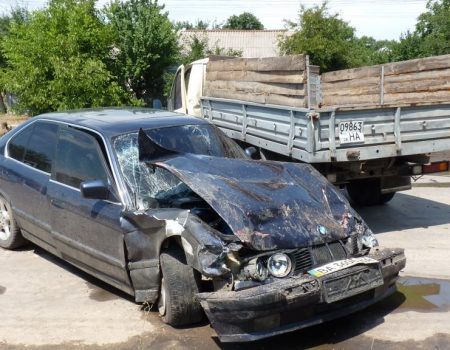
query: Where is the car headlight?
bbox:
[240,257,269,281]
[255,258,269,281]
[360,229,379,248]
[267,253,292,278]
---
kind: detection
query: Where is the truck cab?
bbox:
[168,58,208,116]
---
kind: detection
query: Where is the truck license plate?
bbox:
[338,121,364,144]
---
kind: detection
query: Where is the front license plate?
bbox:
[308,257,378,277]
[339,120,364,144]
[323,266,384,303]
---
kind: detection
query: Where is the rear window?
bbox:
[8,122,58,173]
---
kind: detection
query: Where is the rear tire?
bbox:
[158,246,203,326]
[347,178,396,206]
[0,195,26,249]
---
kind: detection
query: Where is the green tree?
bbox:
[181,35,208,64]
[181,34,242,65]
[391,0,450,61]
[2,0,134,115]
[279,3,361,72]
[415,0,450,55]
[390,31,425,61]
[174,19,209,31]
[0,7,29,113]
[352,36,397,66]
[105,0,180,103]
[223,12,264,30]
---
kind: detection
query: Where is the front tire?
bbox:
[347,178,396,206]
[0,195,26,249]
[158,247,203,326]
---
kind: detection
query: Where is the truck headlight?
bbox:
[268,253,292,278]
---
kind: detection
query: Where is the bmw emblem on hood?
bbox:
[317,225,328,235]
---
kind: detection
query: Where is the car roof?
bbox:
[34,108,209,138]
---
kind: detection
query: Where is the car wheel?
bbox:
[0,196,26,249]
[158,246,203,326]
[347,178,396,206]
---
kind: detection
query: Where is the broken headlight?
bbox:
[267,253,292,278]
[360,228,379,249]
[240,257,269,281]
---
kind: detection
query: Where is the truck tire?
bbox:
[0,195,26,249]
[158,247,203,326]
[347,179,396,206]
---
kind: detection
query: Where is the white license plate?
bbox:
[338,121,364,144]
[308,257,378,277]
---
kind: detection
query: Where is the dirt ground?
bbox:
[1,176,450,349]
[0,114,29,136]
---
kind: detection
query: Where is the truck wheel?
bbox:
[158,247,203,326]
[347,179,396,206]
[0,195,26,249]
[379,192,395,204]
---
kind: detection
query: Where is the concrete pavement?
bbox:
[1,176,450,349]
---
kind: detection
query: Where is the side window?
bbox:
[8,122,58,173]
[54,127,111,189]
[8,124,34,161]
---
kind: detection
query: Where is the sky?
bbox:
[0,0,429,40]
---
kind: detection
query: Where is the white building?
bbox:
[179,29,294,58]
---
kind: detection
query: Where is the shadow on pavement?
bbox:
[353,192,450,234]
[32,246,135,303]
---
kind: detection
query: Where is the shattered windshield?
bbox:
[113,124,245,209]
[144,124,245,158]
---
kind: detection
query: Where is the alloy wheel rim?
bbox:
[0,199,11,241]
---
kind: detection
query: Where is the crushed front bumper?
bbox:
[196,247,406,342]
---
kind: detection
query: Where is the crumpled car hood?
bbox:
[151,154,363,251]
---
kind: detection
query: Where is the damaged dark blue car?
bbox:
[0,108,406,342]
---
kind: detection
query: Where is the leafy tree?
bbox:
[0,7,29,113]
[414,0,450,55]
[279,3,361,72]
[390,31,426,61]
[181,34,242,65]
[105,0,180,103]
[181,35,208,64]
[352,36,397,66]
[390,0,450,61]
[2,0,135,115]
[174,19,209,30]
[223,12,264,30]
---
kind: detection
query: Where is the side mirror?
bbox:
[245,146,258,159]
[80,180,111,201]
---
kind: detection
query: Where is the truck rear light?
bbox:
[422,161,449,174]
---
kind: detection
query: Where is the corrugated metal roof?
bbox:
[179,30,294,58]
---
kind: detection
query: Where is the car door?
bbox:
[1,121,58,247]
[168,65,187,113]
[46,125,132,294]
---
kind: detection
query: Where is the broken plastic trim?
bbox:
[121,208,242,302]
